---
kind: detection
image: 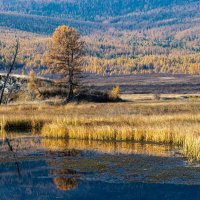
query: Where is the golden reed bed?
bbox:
[0,98,200,161]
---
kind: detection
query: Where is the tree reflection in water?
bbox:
[44,143,80,191]
[52,169,78,191]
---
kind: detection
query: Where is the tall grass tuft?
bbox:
[41,114,200,161]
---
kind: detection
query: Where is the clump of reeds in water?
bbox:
[41,115,200,161]
[0,116,6,138]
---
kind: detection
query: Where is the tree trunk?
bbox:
[66,82,74,102]
[0,39,19,105]
[65,66,74,102]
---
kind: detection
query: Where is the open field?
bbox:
[0,73,199,103]
[0,95,200,161]
[86,73,200,94]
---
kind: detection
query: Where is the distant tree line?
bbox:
[1,0,193,21]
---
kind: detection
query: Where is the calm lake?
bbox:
[1,132,200,200]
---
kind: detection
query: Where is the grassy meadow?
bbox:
[0,94,200,161]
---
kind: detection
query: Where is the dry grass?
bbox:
[41,114,200,161]
[0,96,200,161]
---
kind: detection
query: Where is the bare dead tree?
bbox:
[0,39,19,105]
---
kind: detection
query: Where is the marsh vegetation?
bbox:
[0,94,199,161]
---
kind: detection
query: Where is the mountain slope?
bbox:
[0,0,199,21]
[0,0,200,75]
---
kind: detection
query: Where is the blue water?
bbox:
[0,137,200,200]
[1,174,200,200]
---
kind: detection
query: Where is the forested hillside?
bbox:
[0,0,198,21]
[0,0,200,75]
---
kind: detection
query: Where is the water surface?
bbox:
[1,133,200,200]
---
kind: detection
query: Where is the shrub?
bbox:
[75,90,111,102]
[27,70,41,100]
[110,86,121,100]
[154,93,161,100]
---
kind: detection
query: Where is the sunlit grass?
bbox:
[0,97,200,161]
[42,114,200,152]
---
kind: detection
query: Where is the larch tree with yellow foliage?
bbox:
[44,26,85,102]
